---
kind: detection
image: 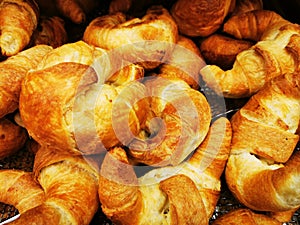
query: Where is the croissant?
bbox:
[19,62,148,155]
[0,146,99,225]
[36,40,107,70]
[0,0,39,56]
[128,76,211,166]
[200,10,300,98]
[268,207,300,223]
[83,5,178,70]
[99,117,232,225]
[211,208,281,225]
[225,72,300,213]
[109,0,132,14]
[231,0,263,15]
[170,0,235,37]
[0,117,28,159]
[36,0,100,24]
[200,33,253,70]
[0,44,52,118]
[31,16,68,48]
[158,35,205,89]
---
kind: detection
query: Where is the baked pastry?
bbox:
[225,72,300,212]
[36,0,100,24]
[200,10,300,98]
[170,0,235,37]
[269,207,300,223]
[0,0,39,56]
[109,0,132,14]
[127,76,211,166]
[211,208,281,225]
[19,62,148,155]
[36,40,107,70]
[31,16,68,48]
[99,117,232,224]
[83,5,178,70]
[0,146,99,225]
[0,117,28,159]
[0,44,52,118]
[231,0,263,15]
[200,34,253,70]
[158,35,205,89]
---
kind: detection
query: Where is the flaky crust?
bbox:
[200,34,253,70]
[83,5,178,70]
[0,0,39,56]
[20,62,148,155]
[200,10,300,98]
[36,40,107,70]
[0,170,45,214]
[99,117,232,225]
[0,45,52,118]
[128,77,211,166]
[171,0,235,37]
[2,146,100,225]
[158,35,205,89]
[225,72,300,212]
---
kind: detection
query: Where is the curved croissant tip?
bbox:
[0,34,22,56]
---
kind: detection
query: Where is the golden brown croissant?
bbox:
[225,72,300,213]
[170,0,236,37]
[211,208,281,225]
[31,16,68,48]
[0,170,45,214]
[19,62,148,155]
[0,117,28,159]
[36,40,107,70]
[83,5,178,70]
[200,10,300,98]
[0,0,39,56]
[200,33,253,70]
[99,117,232,224]
[158,35,205,89]
[128,76,211,166]
[0,146,99,225]
[0,44,52,118]
[268,207,300,223]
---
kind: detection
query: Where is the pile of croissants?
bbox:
[0,0,299,224]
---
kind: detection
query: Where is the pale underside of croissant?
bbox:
[225,72,300,213]
[0,146,99,225]
[200,10,300,98]
[0,44,52,119]
[99,117,232,225]
[0,0,39,56]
